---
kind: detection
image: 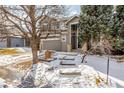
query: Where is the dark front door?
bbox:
[71,32,77,49]
[71,24,78,49]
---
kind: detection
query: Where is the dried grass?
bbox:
[0,48,21,55]
[0,67,13,80]
[11,60,32,70]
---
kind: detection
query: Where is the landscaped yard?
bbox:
[0,48,123,88]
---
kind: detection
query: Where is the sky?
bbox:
[68,5,80,16]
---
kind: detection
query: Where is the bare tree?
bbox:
[0,10,8,41]
[0,5,66,64]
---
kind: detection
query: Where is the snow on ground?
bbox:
[18,52,117,88]
[0,49,123,88]
[0,47,32,87]
[0,78,6,88]
[0,48,32,66]
[20,62,116,88]
[84,55,124,87]
[85,55,124,81]
[0,54,32,66]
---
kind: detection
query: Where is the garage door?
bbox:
[10,37,24,47]
[43,39,61,51]
[0,40,7,48]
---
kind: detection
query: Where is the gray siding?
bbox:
[42,40,61,51]
[61,42,67,51]
[10,37,24,47]
[0,38,7,48]
[61,34,69,51]
[0,41,7,48]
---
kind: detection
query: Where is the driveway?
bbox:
[84,55,124,87]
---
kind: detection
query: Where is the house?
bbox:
[41,15,79,52]
[0,15,79,52]
[0,27,26,48]
[0,15,27,48]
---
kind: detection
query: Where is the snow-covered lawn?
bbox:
[0,49,123,88]
[0,47,32,66]
[17,52,117,88]
[19,62,116,88]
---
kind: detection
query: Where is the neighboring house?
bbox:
[0,15,26,48]
[0,36,25,48]
[0,28,26,48]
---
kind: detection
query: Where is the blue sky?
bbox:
[69,5,80,16]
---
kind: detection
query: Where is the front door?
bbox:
[71,32,77,49]
[71,24,78,49]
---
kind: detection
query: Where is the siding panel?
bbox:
[10,37,24,47]
[43,40,61,51]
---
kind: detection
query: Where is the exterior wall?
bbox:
[42,39,61,51]
[61,33,69,51]
[0,38,7,48]
[41,16,79,52]
[0,16,79,51]
[42,32,69,52]
[67,17,79,25]
[10,37,25,47]
[66,16,79,51]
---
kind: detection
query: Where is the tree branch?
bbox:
[1,6,31,24]
[4,14,29,38]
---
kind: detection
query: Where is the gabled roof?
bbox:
[65,15,79,25]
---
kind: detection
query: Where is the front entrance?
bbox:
[71,32,77,49]
[71,24,78,49]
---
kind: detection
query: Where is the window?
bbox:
[71,24,79,31]
[43,23,48,31]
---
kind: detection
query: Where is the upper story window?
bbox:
[56,22,60,29]
[59,22,66,30]
[71,23,79,31]
[43,23,49,31]
[50,22,60,30]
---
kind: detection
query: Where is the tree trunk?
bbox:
[31,40,38,64]
[82,41,88,52]
[87,34,91,50]
[37,39,40,50]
